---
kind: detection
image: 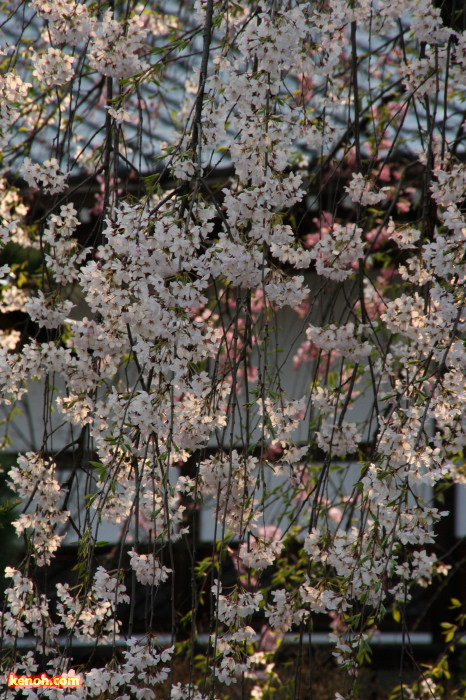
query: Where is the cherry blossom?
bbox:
[1,0,466,696]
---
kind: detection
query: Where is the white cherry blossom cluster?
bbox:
[381,288,463,353]
[0,344,28,404]
[200,452,257,533]
[386,219,421,249]
[83,455,189,541]
[235,7,308,78]
[96,472,135,525]
[0,330,20,351]
[120,638,174,697]
[400,57,437,98]
[345,172,389,206]
[25,291,74,329]
[32,47,75,86]
[301,511,442,622]
[239,528,284,571]
[309,224,365,281]
[32,0,95,45]
[301,579,348,619]
[264,589,307,633]
[256,397,306,446]
[311,387,338,418]
[103,374,226,468]
[306,322,371,362]
[128,550,171,586]
[170,683,217,700]
[317,421,361,457]
[1,568,57,644]
[139,475,190,542]
[410,0,451,43]
[4,0,466,692]
[0,178,29,246]
[89,11,147,79]
[81,639,174,698]
[210,633,251,685]
[431,164,466,206]
[173,158,197,181]
[21,157,68,195]
[0,74,32,149]
[419,206,466,283]
[56,567,129,643]
[212,580,263,627]
[9,453,69,566]
[329,631,370,672]
[264,273,308,308]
